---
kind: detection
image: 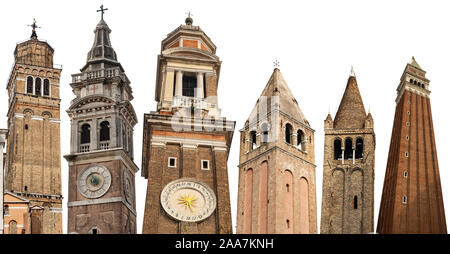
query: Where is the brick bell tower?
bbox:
[377,57,446,234]
[236,68,317,234]
[320,68,375,234]
[65,7,138,234]
[141,15,235,234]
[4,20,63,234]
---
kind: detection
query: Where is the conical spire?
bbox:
[334,74,367,129]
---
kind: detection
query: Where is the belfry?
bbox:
[65,7,138,234]
[377,57,446,234]
[4,20,63,234]
[141,15,235,234]
[320,68,375,234]
[236,68,317,234]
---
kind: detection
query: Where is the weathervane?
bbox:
[350,65,355,77]
[28,18,41,39]
[273,59,280,68]
[97,5,108,20]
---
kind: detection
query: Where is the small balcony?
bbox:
[99,141,110,150]
[79,144,90,153]
[71,67,128,83]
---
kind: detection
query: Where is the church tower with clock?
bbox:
[65,7,139,234]
[141,15,235,234]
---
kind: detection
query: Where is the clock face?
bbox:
[78,165,112,199]
[160,179,216,223]
[123,169,134,204]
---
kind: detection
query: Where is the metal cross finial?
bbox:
[28,18,41,31]
[186,11,193,18]
[273,59,280,68]
[28,18,41,39]
[97,5,108,20]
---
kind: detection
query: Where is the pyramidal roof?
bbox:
[409,56,422,70]
[333,75,367,129]
[247,68,308,125]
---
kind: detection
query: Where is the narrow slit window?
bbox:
[402,196,407,204]
[404,171,408,178]
[201,160,210,170]
[168,157,176,168]
[353,195,358,209]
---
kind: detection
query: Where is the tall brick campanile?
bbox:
[377,57,446,234]
[4,22,63,234]
[141,16,235,234]
[320,70,375,234]
[65,13,138,234]
[236,68,317,234]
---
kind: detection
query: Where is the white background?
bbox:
[1,0,449,233]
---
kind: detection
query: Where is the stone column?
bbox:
[175,70,183,97]
[352,149,355,165]
[196,72,204,98]
[91,119,98,151]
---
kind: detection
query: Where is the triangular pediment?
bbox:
[4,191,30,203]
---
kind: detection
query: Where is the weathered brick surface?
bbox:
[320,75,375,234]
[377,61,446,234]
[237,69,317,234]
[4,37,62,234]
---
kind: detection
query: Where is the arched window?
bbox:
[409,79,413,83]
[250,131,257,150]
[43,79,50,96]
[261,123,269,143]
[414,80,417,85]
[297,130,305,150]
[80,124,91,144]
[344,138,353,159]
[334,139,342,160]
[355,138,364,159]
[35,77,42,96]
[285,123,293,144]
[182,74,196,97]
[9,220,17,234]
[99,121,110,141]
[353,195,358,209]
[26,76,33,94]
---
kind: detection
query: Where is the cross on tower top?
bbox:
[97,5,108,20]
[28,18,41,39]
[185,11,194,25]
[273,59,280,69]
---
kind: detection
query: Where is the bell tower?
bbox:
[236,68,317,234]
[320,69,375,234]
[65,7,138,234]
[377,57,446,233]
[4,20,63,234]
[141,16,235,234]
